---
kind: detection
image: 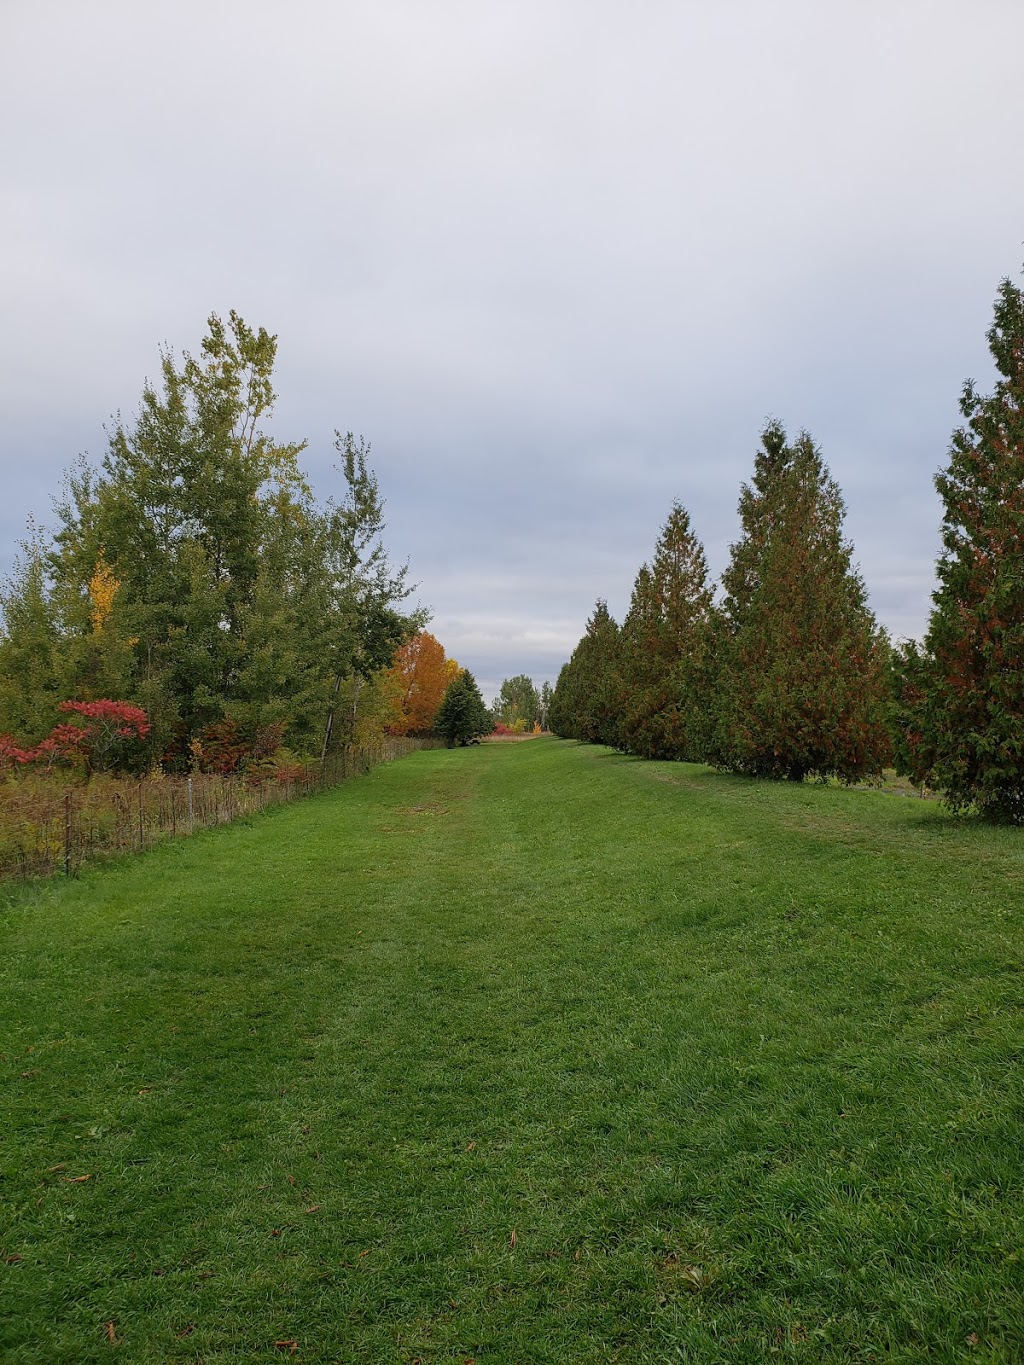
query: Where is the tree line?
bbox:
[0,312,424,773]
[550,269,1024,822]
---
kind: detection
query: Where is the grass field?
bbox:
[2,738,1022,1363]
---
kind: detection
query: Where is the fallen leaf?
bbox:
[270,1229,282,1237]
[274,1341,299,1354]
[466,1141,476,1151]
[137,1088,152,1095]
[304,1204,320,1215]
[105,1321,117,1342]
[509,1230,517,1250]
[3,1254,23,1264]
[48,1164,66,1172]
[674,1262,703,1290]
[19,1070,40,1079]
[176,1324,194,1338]
[573,1248,581,1262]
[287,1175,296,1186]
[967,1334,980,1347]
[67,1174,93,1183]
[358,1249,371,1258]
[301,1125,311,1135]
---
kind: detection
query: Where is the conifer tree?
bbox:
[0,524,64,742]
[548,600,621,745]
[433,670,491,746]
[712,421,890,781]
[618,502,715,760]
[896,271,1024,819]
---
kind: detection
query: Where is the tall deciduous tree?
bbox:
[387,631,460,735]
[618,502,716,760]
[895,271,1024,820]
[491,674,541,731]
[712,421,890,781]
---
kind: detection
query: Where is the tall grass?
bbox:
[0,738,437,881]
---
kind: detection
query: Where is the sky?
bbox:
[2,0,1023,701]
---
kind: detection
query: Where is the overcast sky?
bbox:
[3,0,1023,700]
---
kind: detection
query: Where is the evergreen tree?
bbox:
[618,502,715,760]
[433,670,491,746]
[548,600,621,745]
[712,421,890,781]
[0,523,64,742]
[896,271,1024,819]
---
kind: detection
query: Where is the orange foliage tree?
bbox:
[387,632,461,735]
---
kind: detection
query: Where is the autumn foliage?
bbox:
[1,699,151,775]
[387,632,461,735]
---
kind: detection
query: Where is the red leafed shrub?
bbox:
[492,722,515,736]
[190,720,287,775]
[57,700,151,773]
[190,719,249,775]
[31,724,92,772]
[0,735,36,773]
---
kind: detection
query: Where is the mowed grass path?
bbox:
[2,739,1023,1363]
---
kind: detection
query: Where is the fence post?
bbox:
[187,776,195,834]
[64,791,72,877]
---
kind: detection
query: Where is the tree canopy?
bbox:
[491,675,541,732]
[0,312,421,767]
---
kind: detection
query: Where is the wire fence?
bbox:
[0,737,440,883]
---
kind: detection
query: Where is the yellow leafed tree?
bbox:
[88,551,119,634]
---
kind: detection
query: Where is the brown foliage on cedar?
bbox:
[711,422,891,782]
[895,270,1024,819]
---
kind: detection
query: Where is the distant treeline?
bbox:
[550,269,1024,823]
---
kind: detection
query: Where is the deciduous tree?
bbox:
[491,675,541,732]
[387,631,460,735]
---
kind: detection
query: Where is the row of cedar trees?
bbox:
[0,311,487,774]
[551,269,1024,823]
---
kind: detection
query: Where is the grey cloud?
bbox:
[2,0,1023,700]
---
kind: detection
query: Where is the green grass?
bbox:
[2,738,1023,1363]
